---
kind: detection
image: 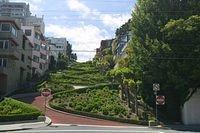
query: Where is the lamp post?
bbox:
[153,83,160,125]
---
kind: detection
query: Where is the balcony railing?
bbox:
[0,31,22,46]
[0,48,20,60]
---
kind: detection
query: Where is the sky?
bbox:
[11,0,136,62]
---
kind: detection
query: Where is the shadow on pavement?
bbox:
[166,124,200,132]
[12,93,40,105]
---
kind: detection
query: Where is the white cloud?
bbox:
[65,0,131,29]
[100,13,131,29]
[66,0,91,16]
[46,24,110,62]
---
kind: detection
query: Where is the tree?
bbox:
[71,53,77,62]
[128,79,136,114]
[108,67,133,101]
[57,53,67,69]
[95,48,115,73]
[127,0,200,121]
[49,55,56,70]
[162,15,200,104]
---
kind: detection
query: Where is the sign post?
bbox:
[41,87,51,116]
[153,83,160,125]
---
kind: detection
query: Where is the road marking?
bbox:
[13,130,164,133]
[51,123,148,129]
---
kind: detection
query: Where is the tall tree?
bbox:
[127,0,200,121]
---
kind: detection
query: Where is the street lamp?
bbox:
[153,83,160,125]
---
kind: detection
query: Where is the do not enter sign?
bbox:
[156,95,165,105]
[41,88,51,97]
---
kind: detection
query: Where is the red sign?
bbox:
[41,88,51,97]
[156,95,165,105]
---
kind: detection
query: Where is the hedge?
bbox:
[0,112,41,122]
[53,83,119,98]
[49,102,148,125]
[0,98,42,122]
[50,84,148,125]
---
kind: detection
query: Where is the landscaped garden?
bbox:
[51,86,133,118]
[46,62,108,90]
[0,98,42,122]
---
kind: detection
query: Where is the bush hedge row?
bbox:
[0,98,42,122]
[49,102,147,125]
[0,112,41,122]
[50,84,148,125]
[53,83,119,98]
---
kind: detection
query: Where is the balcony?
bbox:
[0,67,8,75]
[32,60,39,69]
[0,31,22,46]
[0,48,20,60]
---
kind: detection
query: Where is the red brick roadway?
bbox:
[16,94,128,126]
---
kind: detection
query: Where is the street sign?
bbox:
[41,88,51,97]
[153,83,160,91]
[156,95,165,105]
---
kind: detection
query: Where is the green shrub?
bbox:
[51,86,132,120]
[49,102,147,125]
[0,98,42,122]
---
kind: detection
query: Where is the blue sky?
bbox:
[11,0,135,62]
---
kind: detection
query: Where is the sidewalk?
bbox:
[0,116,51,132]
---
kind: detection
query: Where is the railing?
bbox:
[0,48,20,60]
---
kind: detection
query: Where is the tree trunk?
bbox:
[135,92,138,116]
[127,87,130,108]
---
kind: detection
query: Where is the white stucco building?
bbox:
[46,37,69,60]
[0,0,31,19]
[182,89,200,125]
[21,25,49,77]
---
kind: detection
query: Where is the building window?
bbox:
[21,54,25,62]
[33,55,39,63]
[22,38,25,50]
[35,33,40,40]
[40,53,46,60]
[0,40,9,49]
[1,23,10,31]
[34,43,40,51]
[25,29,31,36]
[39,63,42,69]
[11,26,17,37]
[0,58,7,67]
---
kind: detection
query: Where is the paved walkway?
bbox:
[14,93,127,126]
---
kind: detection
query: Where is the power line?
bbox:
[150,57,200,60]
[10,48,96,52]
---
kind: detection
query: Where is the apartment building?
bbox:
[46,38,57,59]
[0,17,32,96]
[95,39,113,58]
[22,25,49,77]
[21,15,48,77]
[46,37,68,60]
[0,0,49,77]
[0,0,31,19]
[22,15,45,34]
[115,30,131,57]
